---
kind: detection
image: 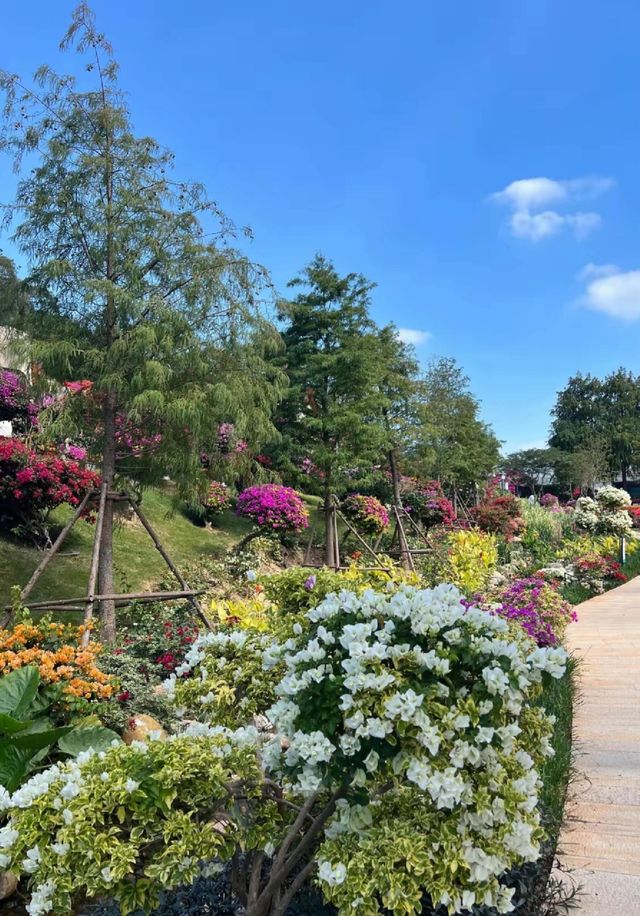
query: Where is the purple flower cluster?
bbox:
[236,483,309,534]
[0,370,25,409]
[217,422,235,452]
[65,444,88,461]
[0,370,39,423]
[540,493,561,511]
[492,576,577,647]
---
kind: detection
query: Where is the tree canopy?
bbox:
[0,4,284,637]
[550,369,640,484]
[407,357,501,489]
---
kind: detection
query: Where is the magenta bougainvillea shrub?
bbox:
[0,436,101,544]
[403,480,456,529]
[540,493,561,511]
[342,493,390,536]
[236,483,309,534]
[202,480,232,516]
[481,576,577,647]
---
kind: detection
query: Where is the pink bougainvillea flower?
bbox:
[63,380,94,394]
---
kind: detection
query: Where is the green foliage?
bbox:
[550,368,640,484]
[274,255,390,497]
[1,733,263,915]
[519,501,565,566]
[262,566,350,615]
[536,660,576,838]
[0,666,119,791]
[408,357,501,489]
[0,666,72,791]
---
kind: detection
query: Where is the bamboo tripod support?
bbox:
[1,488,213,639]
[305,498,425,575]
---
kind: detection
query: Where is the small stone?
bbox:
[0,872,18,901]
[122,714,167,744]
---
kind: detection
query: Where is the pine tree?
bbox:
[276,255,389,563]
[0,5,283,639]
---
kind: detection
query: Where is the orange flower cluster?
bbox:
[0,620,113,700]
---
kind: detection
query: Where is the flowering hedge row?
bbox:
[485,577,577,647]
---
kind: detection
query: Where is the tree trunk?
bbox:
[388,448,411,570]
[323,476,335,568]
[98,394,117,644]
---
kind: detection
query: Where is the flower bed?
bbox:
[0,617,113,702]
[1,584,566,916]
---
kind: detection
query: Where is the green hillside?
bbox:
[0,485,252,608]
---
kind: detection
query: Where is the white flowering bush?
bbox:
[0,731,263,916]
[0,584,567,916]
[597,485,632,511]
[574,489,632,537]
[573,497,599,531]
[164,628,284,727]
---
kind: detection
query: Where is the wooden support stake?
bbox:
[83,482,109,643]
[332,501,341,570]
[11,589,205,612]
[335,508,390,574]
[127,494,213,630]
[393,504,415,572]
[21,489,95,604]
[303,522,316,564]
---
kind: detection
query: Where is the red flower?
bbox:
[117,690,132,702]
[63,380,94,394]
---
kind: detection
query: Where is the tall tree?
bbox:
[0,5,283,639]
[550,369,640,484]
[408,357,500,491]
[276,255,388,563]
[369,325,422,566]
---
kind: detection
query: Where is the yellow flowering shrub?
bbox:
[341,558,423,590]
[445,529,499,594]
[210,595,273,631]
[0,616,113,700]
[558,534,636,563]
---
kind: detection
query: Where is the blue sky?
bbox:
[1,1,639,452]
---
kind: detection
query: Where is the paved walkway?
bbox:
[554,575,640,913]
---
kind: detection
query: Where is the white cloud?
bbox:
[396,327,431,346]
[491,175,613,241]
[577,262,619,282]
[579,264,640,321]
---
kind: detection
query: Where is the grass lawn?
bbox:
[0,484,253,607]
